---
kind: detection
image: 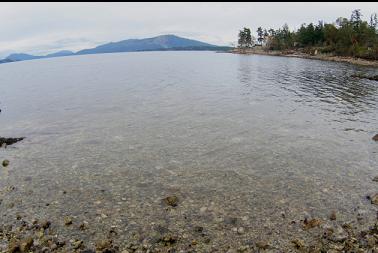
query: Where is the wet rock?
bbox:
[371,194,378,205]
[291,238,305,249]
[304,218,322,230]
[8,239,21,253]
[41,220,51,229]
[194,226,204,233]
[330,210,337,221]
[2,159,9,167]
[64,216,73,225]
[96,239,113,251]
[256,241,269,250]
[79,222,87,230]
[328,226,348,243]
[163,195,178,207]
[20,237,34,252]
[80,250,95,253]
[72,239,84,250]
[0,137,24,147]
[237,245,249,252]
[224,217,238,225]
[237,227,245,234]
[159,235,178,246]
[373,134,378,141]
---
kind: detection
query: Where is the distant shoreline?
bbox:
[229,48,378,68]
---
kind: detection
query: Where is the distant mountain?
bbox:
[0,58,14,64]
[76,35,220,55]
[6,53,43,61]
[45,50,74,58]
[0,35,230,64]
[6,50,74,62]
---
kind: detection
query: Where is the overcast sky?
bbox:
[0,2,377,57]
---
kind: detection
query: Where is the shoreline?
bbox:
[229,48,378,68]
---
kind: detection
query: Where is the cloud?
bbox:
[0,2,377,57]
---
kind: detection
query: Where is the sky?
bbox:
[0,2,377,58]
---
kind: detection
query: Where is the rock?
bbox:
[291,238,305,249]
[373,134,378,141]
[304,218,322,230]
[20,237,34,252]
[373,176,378,182]
[194,226,204,233]
[2,159,9,167]
[72,240,83,249]
[41,220,51,229]
[224,217,238,225]
[163,195,178,207]
[371,194,378,205]
[0,137,24,147]
[328,226,348,243]
[159,235,178,246]
[256,241,269,250]
[96,239,113,251]
[80,250,95,253]
[79,222,87,230]
[64,216,73,225]
[8,239,20,253]
[330,210,337,221]
[237,227,245,234]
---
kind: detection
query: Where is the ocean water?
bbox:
[0,51,377,251]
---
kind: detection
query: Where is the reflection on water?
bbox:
[237,55,378,121]
[0,52,377,251]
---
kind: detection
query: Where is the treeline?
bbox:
[238,10,378,60]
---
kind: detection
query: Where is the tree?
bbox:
[238,27,253,48]
[244,27,253,47]
[370,13,378,29]
[257,27,264,45]
[238,29,246,48]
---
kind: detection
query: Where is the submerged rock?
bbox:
[304,218,322,230]
[255,241,269,250]
[64,216,73,225]
[0,137,24,147]
[95,239,113,251]
[20,237,33,252]
[163,195,178,207]
[2,160,9,167]
[373,134,378,141]
[330,210,337,221]
[371,194,378,205]
[291,238,305,249]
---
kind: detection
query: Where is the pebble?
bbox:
[95,239,113,251]
[303,218,322,229]
[72,239,83,249]
[371,194,378,205]
[256,241,269,250]
[64,216,73,225]
[291,238,305,249]
[237,227,245,234]
[163,195,178,207]
[329,210,337,220]
[2,159,9,167]
[41,220,51,229]
[20,237,33,252]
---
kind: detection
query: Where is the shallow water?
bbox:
[0,51,377,251]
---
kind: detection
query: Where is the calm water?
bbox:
[0,51,377,251]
